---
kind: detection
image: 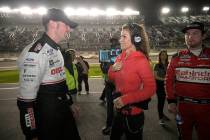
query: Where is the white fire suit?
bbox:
[17,33,80,140]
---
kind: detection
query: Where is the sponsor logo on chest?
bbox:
[47,48,54,56]
[51,67,63,75]
[175,67,210,84]
[49,59,60,67]
[179,54,191,62]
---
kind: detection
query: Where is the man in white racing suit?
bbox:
[17,8,80,140]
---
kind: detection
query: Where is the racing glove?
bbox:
[17,99,38,139]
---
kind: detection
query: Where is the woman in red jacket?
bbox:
[108,23,156,140]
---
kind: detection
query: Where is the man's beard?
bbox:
[187,40,202,49]
[187,43,202,50]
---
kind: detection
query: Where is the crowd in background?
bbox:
[0,15,210,53]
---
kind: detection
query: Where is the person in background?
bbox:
[17,8,80,140]
[99,37,120,135]
[153,50,170,125]
[76,56,90,94]
[99,38,120,102]
[165,22,210,140]
[64,49,79,102]
[100,61,115,135]
[108,23,156,140]
[99,61,110,102]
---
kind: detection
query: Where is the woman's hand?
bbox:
[113,97,124,109]
[112,62,123,71]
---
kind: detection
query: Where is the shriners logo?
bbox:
[176,67,210,84]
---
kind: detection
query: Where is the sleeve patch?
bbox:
[29,42,44,53]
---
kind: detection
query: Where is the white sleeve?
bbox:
[18,51,44,100]
[17,43,33,67]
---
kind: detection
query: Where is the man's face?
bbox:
[184,29,204,49]
[55,21,71,42]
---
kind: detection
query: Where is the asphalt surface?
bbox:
[0,79,182,140]
[0,60,196,140]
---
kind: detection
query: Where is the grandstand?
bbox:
[0,5,210,57]
[0,10,144,53]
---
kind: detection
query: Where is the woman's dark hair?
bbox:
[158,50,169,65]
[122,23,150,59]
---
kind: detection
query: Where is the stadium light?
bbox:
[106,7,119,16]
[0,6,140,16]
[122,8,139,15]
[12,8,19,13]
[89,8,105,16]
[0,6,11,13]
[161,7,170,15]
[76,8,89,16]
[64,7,76,16]
[181,6,189,13]
[202,6,210,12]
[19,6,33,15]
[35,7,47,15]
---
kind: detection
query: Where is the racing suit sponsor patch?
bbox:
[25,108,36,129]
[49,59,61,67]
[23,64,36,67]
[49,60,54,67]
[29,42,43,53]
[179,54,191,61]
[25,58,34,62]
[34,43,43,52]
[199,53,210,60]
[47,48,54,56]
[176,67,210,84]
[51,67,63,75]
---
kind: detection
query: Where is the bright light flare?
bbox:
[106,7,121,16]
[76,8,89,16]
[12,8,20,13]
[0,6,11,13]
[19,6,33,15]
[161,7,170,14]
[203,6,210,12]
[35,7,47,15]
[0,6,140,16]
[64,7,76,16]
[181,6,189,13]
[89,8,105,16]
[122,8,139,15]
